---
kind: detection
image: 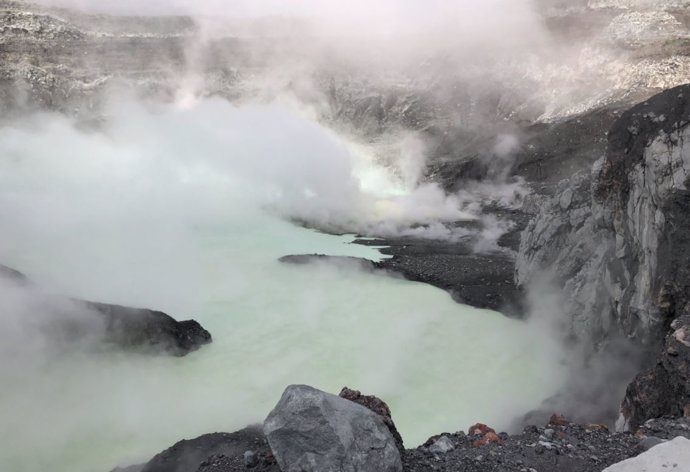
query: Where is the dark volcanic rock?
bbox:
[263,384,402,472]
[376,250,523,315]
[638,416,690,441]
[0,263,30,283]
[0,264,211,356]
[359,237,525,316]
[279,246,525,316]
[118,415,690,472]
[405,420,640,472]
[339,386,404,453]
[620,315,690,431]
[85,301,212,356]
[278,254,378,272]
[513,106,622,185]
[136,427,275,472]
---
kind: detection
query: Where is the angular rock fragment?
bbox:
[264,385,402,472]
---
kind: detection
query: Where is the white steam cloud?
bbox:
[0,96,477,249]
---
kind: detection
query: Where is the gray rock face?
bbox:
[598,84,690,346]
[517,84,690,428]
[263,385,403,472]
[518,84,690,344]
[517,171,613,346]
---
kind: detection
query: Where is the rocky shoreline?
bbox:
[111,385,690,472]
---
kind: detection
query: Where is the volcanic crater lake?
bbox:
[0,100,565,472]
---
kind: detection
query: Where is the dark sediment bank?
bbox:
[280,247,524,317]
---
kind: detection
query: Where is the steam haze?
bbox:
[0,0,658,470]
[0,96,566,472]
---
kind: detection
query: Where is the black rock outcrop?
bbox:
[83,301,211,356]
[140,427,273,472]
[0,264,211,356]
[620,315,690,431]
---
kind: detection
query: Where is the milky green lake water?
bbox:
[0,99,565,472]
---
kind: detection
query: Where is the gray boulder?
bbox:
[263,385,403,472]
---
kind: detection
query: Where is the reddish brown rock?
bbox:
[549,414,569,426]
[339,387,404,452]
[473,432,503,447]
[468,423,496,436]
[586,424,609,432]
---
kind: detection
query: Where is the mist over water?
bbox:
[0,98,566,472]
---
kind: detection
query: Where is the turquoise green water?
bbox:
[0,100,565,472]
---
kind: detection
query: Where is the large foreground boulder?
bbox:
[263,385,403,472]
[602,436,690,472]
[0,264,211,356]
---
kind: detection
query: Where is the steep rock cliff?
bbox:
[517,83,690,428]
